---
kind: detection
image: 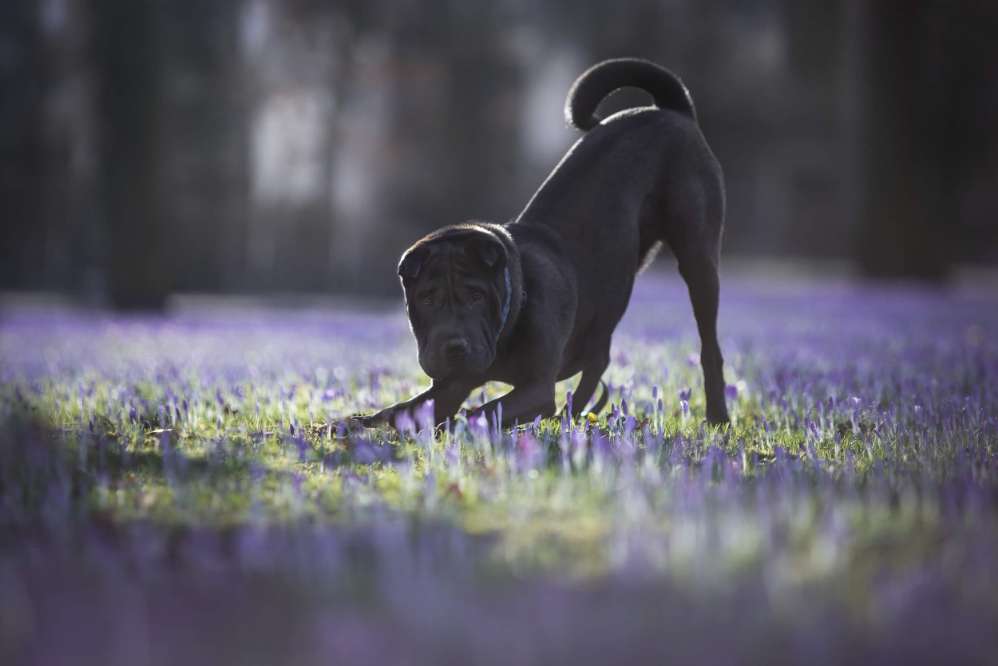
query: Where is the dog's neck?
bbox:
[499,267,513,330]
[496,243,525,349]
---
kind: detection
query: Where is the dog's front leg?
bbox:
[350,380,473,429]
[467,382,556,429]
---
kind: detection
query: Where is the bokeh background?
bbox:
[2,0,997,309]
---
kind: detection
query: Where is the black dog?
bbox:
[356,58,729,429]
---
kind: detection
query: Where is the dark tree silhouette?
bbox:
[0,2,45,289]
[853,2,953,281]
[92,0,169,310]
[160,2,249,293]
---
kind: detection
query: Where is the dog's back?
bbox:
[516,58,722,278]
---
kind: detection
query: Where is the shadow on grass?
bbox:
[0,404,399,533]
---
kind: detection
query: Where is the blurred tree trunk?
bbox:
[161,2,249,293]
[353,3,526,296]
[91,0,169,310]
[243,0,343,292]
[853,2,951,281]
[0,2,45,289]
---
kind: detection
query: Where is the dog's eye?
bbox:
[469,290,485,303]
[418,293,434,307]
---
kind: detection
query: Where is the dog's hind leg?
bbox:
[567,351,610,419]
[661,182,730,425]
[676,251,729,424]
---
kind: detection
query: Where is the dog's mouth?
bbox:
[420,345,494,380]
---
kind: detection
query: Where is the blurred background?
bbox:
[1,0,996,309]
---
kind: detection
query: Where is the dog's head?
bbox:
[397,224,516,381]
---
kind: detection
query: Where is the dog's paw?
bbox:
[340,413,385,430]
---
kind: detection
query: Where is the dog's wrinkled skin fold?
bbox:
[355,58,730,429]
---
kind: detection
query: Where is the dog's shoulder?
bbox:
[505,222,563,258]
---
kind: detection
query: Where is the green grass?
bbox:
[2,277,996,662]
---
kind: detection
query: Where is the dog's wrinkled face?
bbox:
[398,230,510,381]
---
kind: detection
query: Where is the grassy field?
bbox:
[2,271,997,664]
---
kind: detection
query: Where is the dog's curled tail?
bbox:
[565,58,696,131]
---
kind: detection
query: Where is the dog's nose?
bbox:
[443,338,469,360]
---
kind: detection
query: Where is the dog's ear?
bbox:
[398,245,428,285]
